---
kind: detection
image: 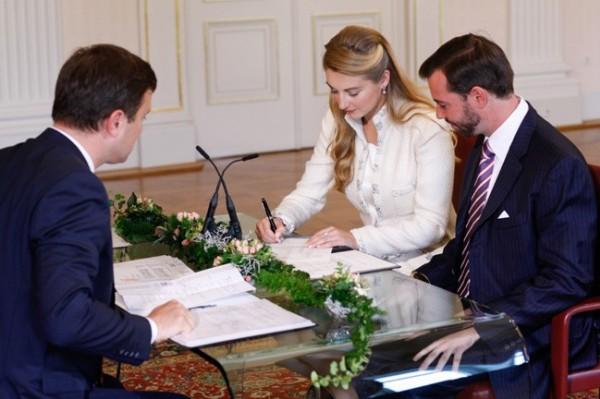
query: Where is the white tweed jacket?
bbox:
[275,106,455,262]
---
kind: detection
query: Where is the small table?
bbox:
[114,214,527,397]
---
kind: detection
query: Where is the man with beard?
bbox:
[403,33,598,398]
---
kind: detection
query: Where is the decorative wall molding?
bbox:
[203,0,259,2]
[0,0,60,125]
[405,0,443,82]
[509,0,582,125]
[204,18,279,104]
[311,12,381,95]
[143,0,185,113]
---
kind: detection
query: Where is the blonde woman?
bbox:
[256,25,454,262]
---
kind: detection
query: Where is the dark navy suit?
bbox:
[0,129,154,398]
[417,106,598,399]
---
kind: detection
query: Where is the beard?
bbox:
[447,103,480,136]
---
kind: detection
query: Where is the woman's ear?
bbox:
[379,69,391,91]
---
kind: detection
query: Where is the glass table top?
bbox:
[113,214,527,395]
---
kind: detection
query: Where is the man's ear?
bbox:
[102,109,127,138]
[467,86,488,108]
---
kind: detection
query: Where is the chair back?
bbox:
[550,163,600,399]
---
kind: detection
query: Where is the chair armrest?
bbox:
[551,297,600,398]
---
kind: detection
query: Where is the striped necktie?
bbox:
[457,140,495,298]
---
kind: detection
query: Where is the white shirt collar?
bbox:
[344,105,389,145]
[484,97,528,191]
[51,126,96,172]
[486,97,528,161]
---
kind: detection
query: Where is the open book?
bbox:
[113,255,314,346]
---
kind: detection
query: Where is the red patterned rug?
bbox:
[104,342,598,398]
[103,341,311,398]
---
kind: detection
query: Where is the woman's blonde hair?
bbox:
[323,25,434,191]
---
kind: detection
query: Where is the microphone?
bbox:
[195,145,259,239]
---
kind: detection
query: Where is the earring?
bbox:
[382,86,387,95]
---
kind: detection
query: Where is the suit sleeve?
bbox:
[415,236,460,292]
[487,157,596,331]
[30,171,152,364]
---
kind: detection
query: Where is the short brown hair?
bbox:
[419,33,513,98]
[52,44,157,131]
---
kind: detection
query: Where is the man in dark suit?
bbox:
[405,34,597,398]
[0,44,195,398]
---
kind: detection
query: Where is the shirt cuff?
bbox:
[350,229,366,253]
[273,212,295,235]
[411,271,430,284]
[146,317,158,344]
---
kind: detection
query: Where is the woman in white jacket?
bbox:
[256,25,454,262]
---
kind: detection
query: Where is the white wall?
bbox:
[561,0,600,121]
[0,0,597,171]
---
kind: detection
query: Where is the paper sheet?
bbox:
[114,256,254,316]
[111,228,131,249]
[114,255,194,289]
[269,237,331,264]
[393,247,444,275]
[172,293,315,347]
[270,238,397,279]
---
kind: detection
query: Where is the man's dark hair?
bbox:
[52,44,157,131]
[419,33,514,98]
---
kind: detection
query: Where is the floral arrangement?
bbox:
[111,193,167,243]
[111,192,382,389]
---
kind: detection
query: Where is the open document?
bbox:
[270,238,397,279]
[172,293,315,347]
[114,256,254,316]
[393,247,444,275]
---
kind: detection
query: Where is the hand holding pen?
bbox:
[256,198,284,243]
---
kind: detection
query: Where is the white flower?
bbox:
[176,211,201,221]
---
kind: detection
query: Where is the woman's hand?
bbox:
[255,216,285,243]
[306,226,358,249]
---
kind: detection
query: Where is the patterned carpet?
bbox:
[103,341,311,398]
[104,342,598,398]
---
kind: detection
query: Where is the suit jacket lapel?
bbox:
[477,105,538,226]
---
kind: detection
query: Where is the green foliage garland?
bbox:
[111,192,383,389]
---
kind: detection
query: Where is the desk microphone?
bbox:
[195,145,258,239]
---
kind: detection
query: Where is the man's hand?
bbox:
[306,226,358,249]
[255,216,285,243]
[413,327,480,371]
[148,300,195,342]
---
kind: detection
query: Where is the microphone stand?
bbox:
[195,146,258,239]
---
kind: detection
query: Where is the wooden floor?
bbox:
[102,125,600,236]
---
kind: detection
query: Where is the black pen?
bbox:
[261,197,277,233]
[189,304,216,310]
